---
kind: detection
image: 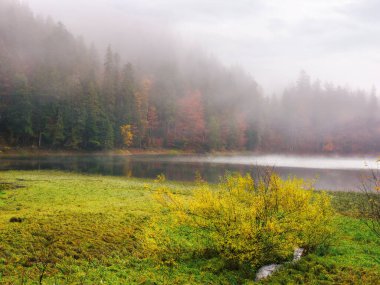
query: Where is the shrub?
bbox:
[360,168,380,238]
[142,173,334,269]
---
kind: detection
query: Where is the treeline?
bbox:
[261,71,380,153]
[0,0,379,153]
[0,0,261,151]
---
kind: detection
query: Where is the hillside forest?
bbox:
[1,0,379,153]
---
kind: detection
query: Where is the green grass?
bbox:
[0,170,379,284]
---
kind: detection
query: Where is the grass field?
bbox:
[0,171,379,284]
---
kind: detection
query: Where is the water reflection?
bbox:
[0,154,376,191]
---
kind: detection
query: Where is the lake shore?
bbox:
[0,147,192,157]
[0,148,301,159]
[1,146,380,158]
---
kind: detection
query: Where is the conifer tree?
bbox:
[6,75,33,145]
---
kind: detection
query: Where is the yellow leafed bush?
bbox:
[142,173,334,268]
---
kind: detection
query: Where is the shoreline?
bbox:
[0,147,379,158]
[0,148,193,157]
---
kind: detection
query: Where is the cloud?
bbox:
[25,0,380,94]
[115,0,266,23]
[338,0,380,23]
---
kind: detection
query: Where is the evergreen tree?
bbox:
[83,81,102,149]
[64,90,87,149]
[44,108,65,147]
[133,78,151,148]
[115,63,136,146]
[6,75,33,145]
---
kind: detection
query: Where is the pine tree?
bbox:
[6,75,33,145]
[147,105,159,147]
[83,81,102,149]
[133,78,151,148]
[115,63,136,146]
[44,108,65,147]
[64,89,86,149]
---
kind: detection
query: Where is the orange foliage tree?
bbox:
[147,105,160,147]
[174,90,206,149]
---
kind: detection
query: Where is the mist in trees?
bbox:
[0,0,379,154]
[261,71,380,153]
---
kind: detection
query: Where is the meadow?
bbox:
[0,171,379,284]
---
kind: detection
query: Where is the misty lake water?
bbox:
[0,154,378,191]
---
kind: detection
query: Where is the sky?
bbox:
[25,0,380,95]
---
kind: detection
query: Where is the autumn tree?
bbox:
[120,124,134,147]
[236,114,248,149]
[147,105,160,147]
[174,90,206,150]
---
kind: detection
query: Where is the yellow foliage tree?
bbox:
[120,124,133,147]
[142,173,334,268]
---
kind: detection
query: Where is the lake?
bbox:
[0,154,378,191]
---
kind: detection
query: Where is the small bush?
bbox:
[9,217,24,223]
[360,169,380,238]
[142,173,335,269]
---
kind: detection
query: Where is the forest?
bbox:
[1,0,379,154]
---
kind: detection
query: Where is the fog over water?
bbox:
[165,155,380,170]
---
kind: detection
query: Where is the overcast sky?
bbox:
[26,0,380,94]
